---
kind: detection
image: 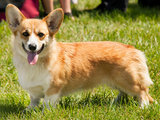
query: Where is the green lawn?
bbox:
[0,0,160,119]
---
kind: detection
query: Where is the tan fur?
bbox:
[45,42,152,96]
[6,4,154,109]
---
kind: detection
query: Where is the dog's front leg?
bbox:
[27,95,41,109]
[25,87,44,110]
[43,93,60,110]
[23,95,42,112]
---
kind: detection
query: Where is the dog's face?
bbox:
[5,4,64,65]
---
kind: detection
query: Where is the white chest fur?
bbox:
[13,54,51,95]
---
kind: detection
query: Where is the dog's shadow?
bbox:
[0,102,43,118]
[0,92,137,116]
[58,92,137,109]
[0,102,26,118]
[0,103,25,113]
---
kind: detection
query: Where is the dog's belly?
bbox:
[61,71,115,96]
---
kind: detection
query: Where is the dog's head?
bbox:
[5,4,64,65]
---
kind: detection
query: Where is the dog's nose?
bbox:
[28,44,37,51]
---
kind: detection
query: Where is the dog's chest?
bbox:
[14,57,51,93]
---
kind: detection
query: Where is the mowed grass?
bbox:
[0,0,160,119]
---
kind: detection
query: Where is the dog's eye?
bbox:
[22,31,29,37]
[38,32,44,38]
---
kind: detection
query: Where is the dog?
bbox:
[6,4,154,110]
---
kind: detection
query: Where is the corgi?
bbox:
[6,4,154,110]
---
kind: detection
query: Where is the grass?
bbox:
[0,0,160,119]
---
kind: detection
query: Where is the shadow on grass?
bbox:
[0,102,42,118]
[58,93,137,109]
[71,3,160,20]
[0,103,25,114]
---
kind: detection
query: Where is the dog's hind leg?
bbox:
[148,94,154,104]
[138,90,150,108]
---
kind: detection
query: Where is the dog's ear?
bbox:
[5,4,26,32]
[43,8,64,36]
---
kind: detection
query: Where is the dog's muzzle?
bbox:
[22,43,44,54]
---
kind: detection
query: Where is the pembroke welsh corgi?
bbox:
[6,4,154,110]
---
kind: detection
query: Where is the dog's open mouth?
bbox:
[22,43,44,65]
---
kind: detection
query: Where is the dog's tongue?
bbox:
[27,52,38,65]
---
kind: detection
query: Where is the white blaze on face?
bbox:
[27,33,39,51]
[26,33,40,65]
